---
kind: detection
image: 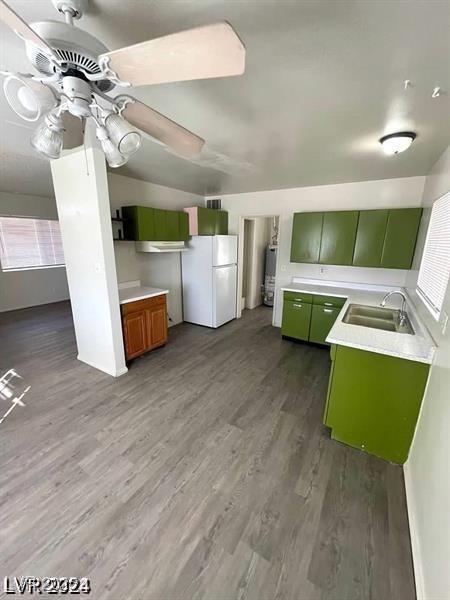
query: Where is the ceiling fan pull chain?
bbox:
[98,56,131,88]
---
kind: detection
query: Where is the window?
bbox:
[417,192,450,320]
[0,216,65,271]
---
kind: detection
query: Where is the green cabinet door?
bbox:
[380,208,422,269]
[319,211,358,265]
[309,305,340,345]
[165,211,180,241]
[122,206,155,241]
[290,212,323,263]
[179,211,189,240]
[152,208,167,240]
[215,210,228,235]
[197,207,217,235]
[352,210,389,267]
[326,345,429,464]
[281,300,312,340]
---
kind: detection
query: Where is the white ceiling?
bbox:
[1,0,449,197]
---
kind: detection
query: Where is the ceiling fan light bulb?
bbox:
[30,113,64,159]
[105,112,142,156]
[3,75,56,122]
[96,127,127,168]
[379,132,416,155]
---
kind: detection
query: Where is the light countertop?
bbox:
[118,285,169,305]
[281,278,436,364]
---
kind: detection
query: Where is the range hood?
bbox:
[135,241,188,253]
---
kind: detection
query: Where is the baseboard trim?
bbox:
[404,463,425,600]
[77,355,128,378]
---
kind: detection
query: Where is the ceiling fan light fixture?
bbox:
[30,111,64,159]
[96,125,127,168]
[3,75,56,122]
[379,132,416,155]
[104,112,142,156]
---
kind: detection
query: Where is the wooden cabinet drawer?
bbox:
[283,291,313,304]
[312,294,346,309]
[121,294,166,316]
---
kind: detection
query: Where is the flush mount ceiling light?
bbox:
[379,132,417,156]
[0,0,246,166]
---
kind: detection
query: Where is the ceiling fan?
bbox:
[0,0,246,167]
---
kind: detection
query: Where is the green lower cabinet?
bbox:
[325,345,429,464]
[309,305,340,345]
[281,300,312,341]
[281,292,344,344]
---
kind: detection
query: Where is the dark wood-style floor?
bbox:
[0,302,415,600]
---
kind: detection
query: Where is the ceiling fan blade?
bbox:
[62,113,85,150]
[99,22,245,87]
[122,99,204,158]
[0,0,60,61]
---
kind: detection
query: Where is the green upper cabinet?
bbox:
[122,206,154,241]
[184,206,229,235]
[319,211,358,265]
[352,210,389,267]
[165,210,180,241]
[121,205,190,241]
[290,212,323,263]
[179,211,189,241]
[290,207,421,269]
[215,210,229,235]
[197,207,217,235]
[381,208,422,269]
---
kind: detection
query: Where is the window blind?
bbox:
[0,216,65,271]
[417,191,450,320]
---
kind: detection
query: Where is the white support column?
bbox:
[51,139,127,377]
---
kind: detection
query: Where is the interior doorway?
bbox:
[238,215,279,319]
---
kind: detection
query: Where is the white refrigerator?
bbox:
[182,235,237,328]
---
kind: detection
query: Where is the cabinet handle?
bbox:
[324,302,334,306]
[293,303,303,308]
[294,298,304,302]
[323,308,334,313]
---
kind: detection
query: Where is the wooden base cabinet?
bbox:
[121,295,168,361]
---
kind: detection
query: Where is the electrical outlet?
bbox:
[280,265,287,272]
[320,266,326,275]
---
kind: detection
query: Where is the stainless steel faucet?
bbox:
[380,290,407,324]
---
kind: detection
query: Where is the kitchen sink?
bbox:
[343,304,415,335]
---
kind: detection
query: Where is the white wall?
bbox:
[211,175,426,326]
[0,191,69,312]
[108,173,203,326]
[51,146,127,377]
[404,146,450,600]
